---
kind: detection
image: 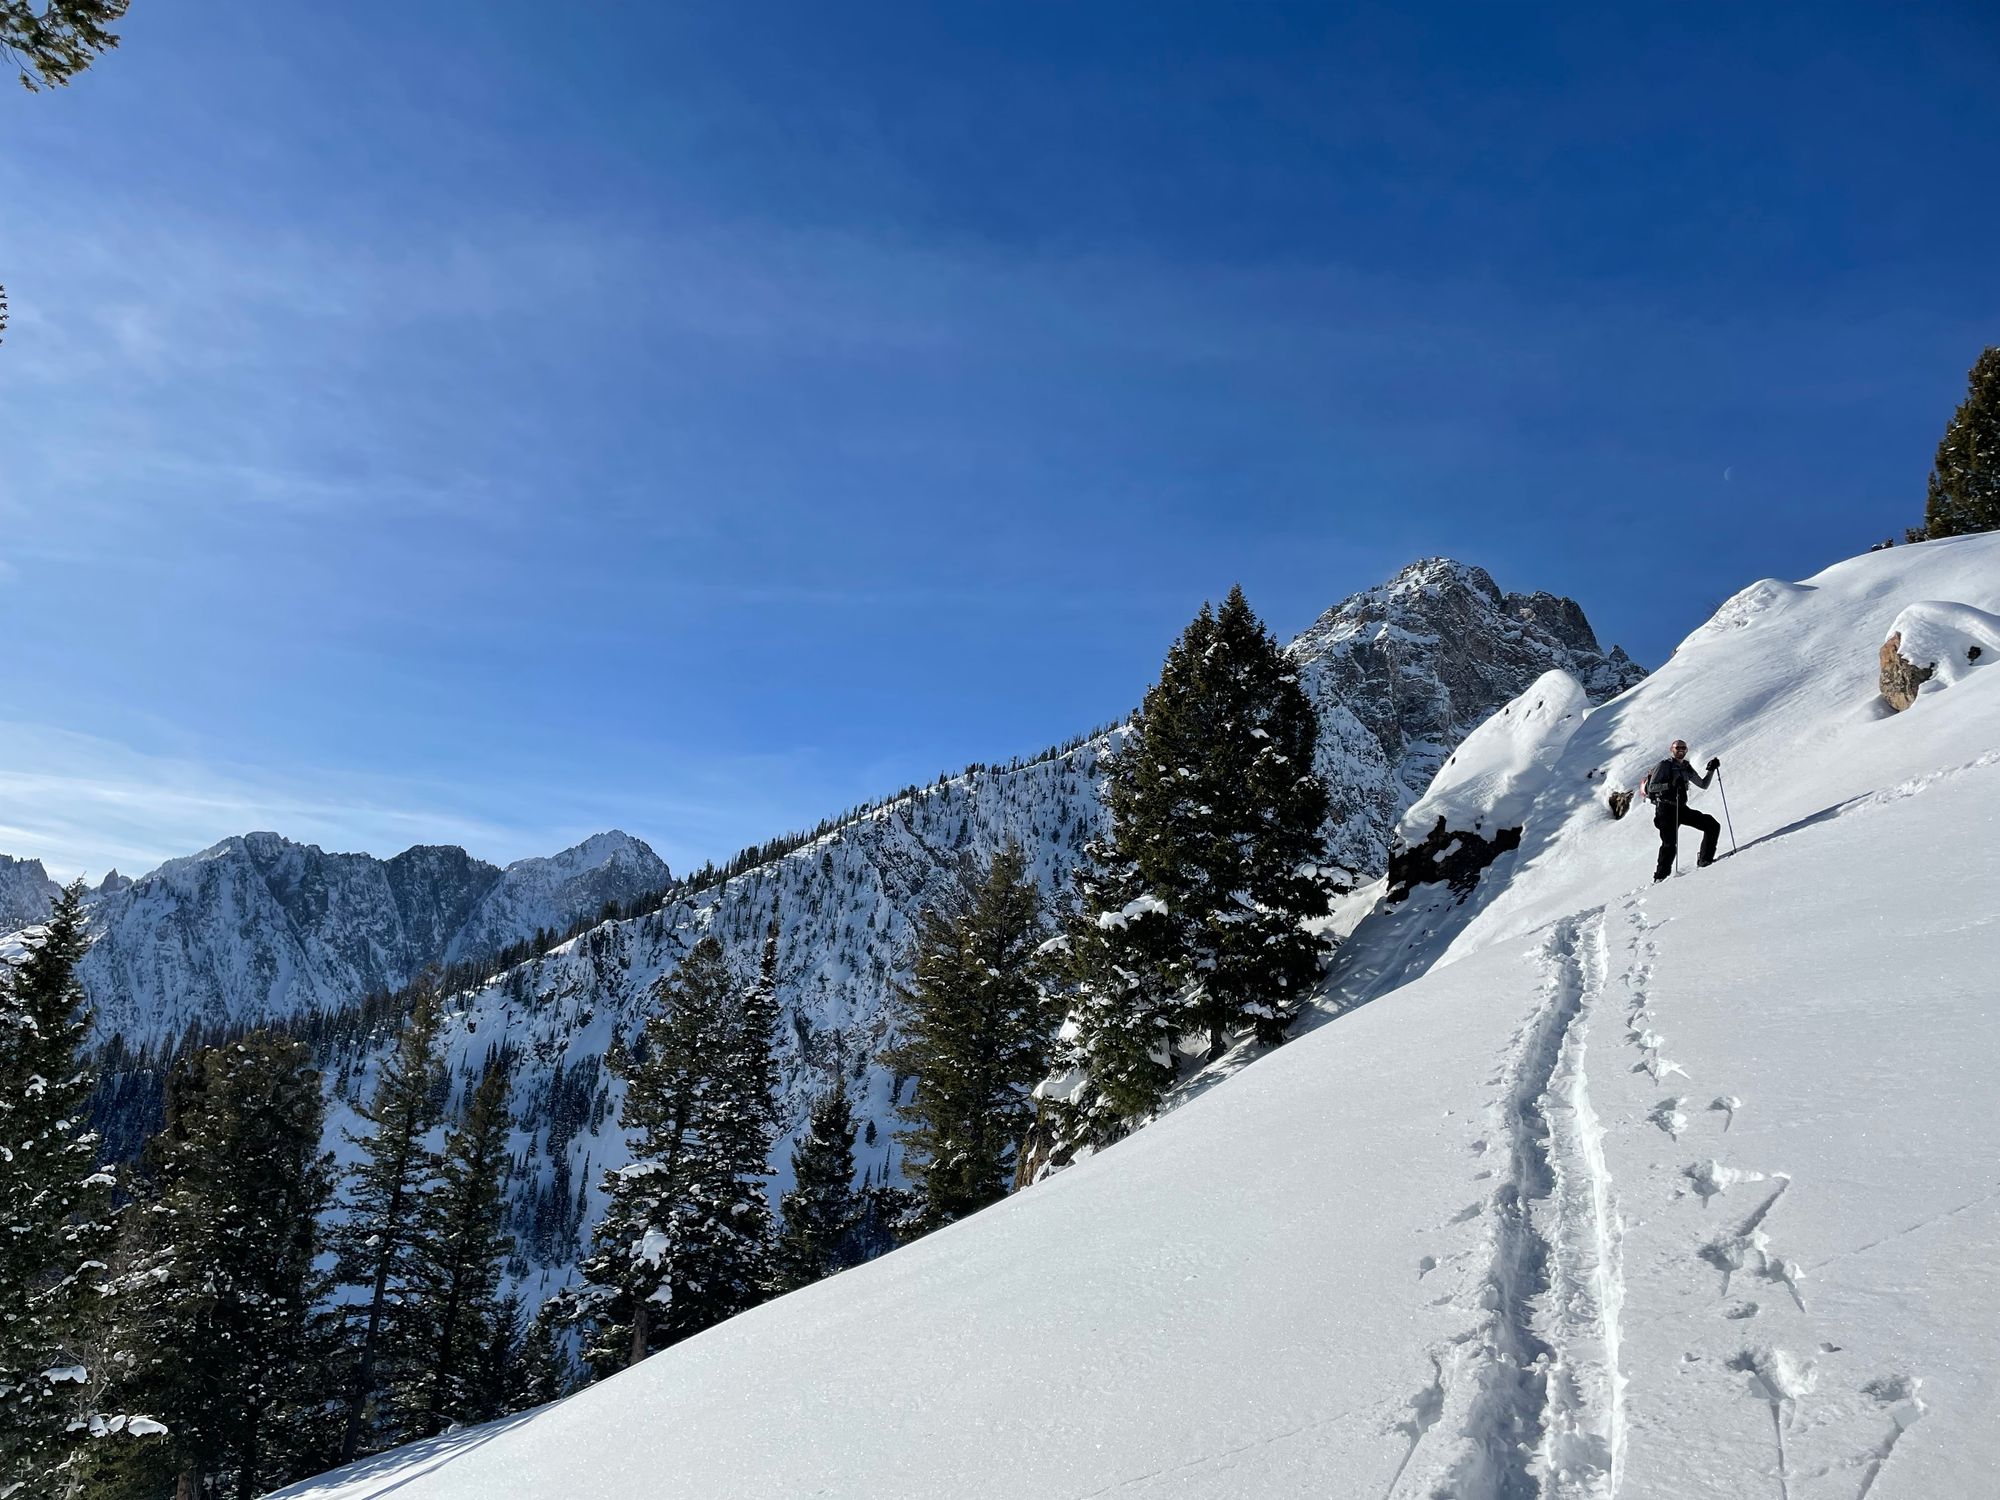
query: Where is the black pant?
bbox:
[1654,802,1719,880]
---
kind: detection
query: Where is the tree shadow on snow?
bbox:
[269,1404,554,1499]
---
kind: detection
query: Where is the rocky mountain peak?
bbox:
[1284,559,1646,877]
[0,854,59,932]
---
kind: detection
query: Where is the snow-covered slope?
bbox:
[68,830,668,1043]
[278,534,2000,1500]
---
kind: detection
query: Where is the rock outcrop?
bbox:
[1880,604,2000,711]
[1289,561,1644,878]
[0,854,59,932]
[1386,816,1523,902]
[1879,631,1933,711]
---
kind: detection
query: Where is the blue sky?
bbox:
[3,2,1995,880]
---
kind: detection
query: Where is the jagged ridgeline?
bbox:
[73,560,1641,1301]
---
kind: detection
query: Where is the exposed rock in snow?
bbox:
[0,852,58,936]
[91,868,133,900]
[1879,632,1932,710]
[1879,601,2000,710]
[1287,560,1643,878]
[0,853,59,931]
[1386,818,1521,902]
[1384,670,1591,902]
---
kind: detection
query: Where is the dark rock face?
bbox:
[1385,816,1523,903]
[1287,560,1645,878]
[1879,631,1934,711]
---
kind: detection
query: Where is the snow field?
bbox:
[274,533,2000,1499]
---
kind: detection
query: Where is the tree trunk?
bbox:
[426,1265,467,1434]
[175,1467,198,1500]
[341,1171,410,1460]
[628,1302,649,1369]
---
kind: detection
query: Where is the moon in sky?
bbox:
[1723,466,1735,481]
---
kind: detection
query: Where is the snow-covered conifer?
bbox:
[332,980,446,1459]
[1925,346,2000,538]
[564,934,777,1374]
[0,883,131,1498]
[502,1302,570,1413]
[884,845,1052,1230]
[769,1078,863,1293]
[402,1059,514,1437]
[1059,587,1335,1133]
[94,1034,331,1500]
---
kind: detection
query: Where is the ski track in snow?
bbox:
[1440,908,1625,1500]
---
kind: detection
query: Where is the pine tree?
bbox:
[564,934,777,1374]
[402,1059,514,1438]
[0,882,136,1497]
[333,981,446,1460]
[1057,586,1335,1133]
[94,1034,331,1500]
[768,1078,863,1294]
[1924,346,2000,539]
[1,0,128,91]
[883,845,1052,1230]
[668,922,781,1338]
[502,1303,570,1413]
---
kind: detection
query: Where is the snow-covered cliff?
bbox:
[70,830,669,1043]
[0,854,60,932]
[293,558,1643,1296]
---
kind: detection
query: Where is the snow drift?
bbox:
[275,534,2000,1500]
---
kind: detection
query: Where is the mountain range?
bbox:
[273,532,2000,1500]
[6,557,1644,1297]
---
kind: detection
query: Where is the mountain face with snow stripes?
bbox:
[275,559,1640,1298]
[3,559,1638,1298]
[69,830,671,1044]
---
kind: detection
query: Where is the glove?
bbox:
[1706,757,1720,772]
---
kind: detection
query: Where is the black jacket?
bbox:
[1645,756,1712,806]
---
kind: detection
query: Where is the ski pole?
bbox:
[1716,768,1739,855]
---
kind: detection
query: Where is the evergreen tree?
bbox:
[0,882,136,1497]
[1,0,127,91]
[883,845,1052,1230]
[563,934,778,1374]
[94,1034,331,1500]
[402,1060,514,1438]
[502,1303,570,1413]
[1924,346,2000,539]
[1057,586,1335,1134]
[333,981,446,1460]
[679,921,780,1325]
[768,1078,863,1293]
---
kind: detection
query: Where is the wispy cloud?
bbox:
[0,719,848,886]
[0,721,529,881]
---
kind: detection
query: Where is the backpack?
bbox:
[1644,760,1680,806]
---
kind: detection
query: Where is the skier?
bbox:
[1642,739,1721,881]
